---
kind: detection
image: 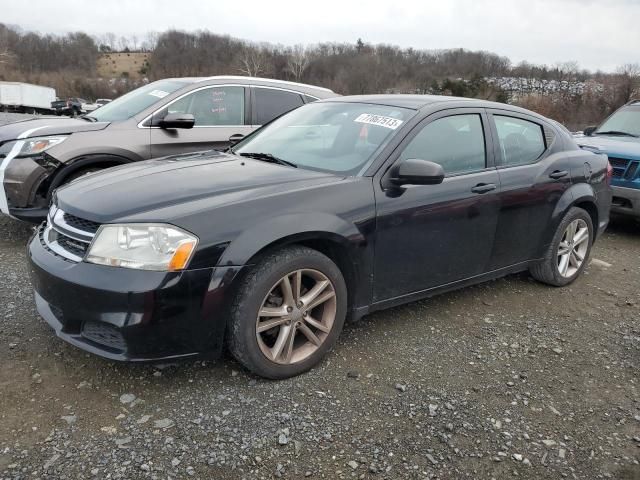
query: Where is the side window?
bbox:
[163,86,245,126]
[399,114,486,175]
[254,88,304,125]
[493,115,546,167]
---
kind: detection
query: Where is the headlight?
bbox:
[18,136,68,156]
[0,136,68,159]
[86,224,198,271]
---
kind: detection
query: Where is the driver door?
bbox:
[373,109,501,302]
[150,85,252,157]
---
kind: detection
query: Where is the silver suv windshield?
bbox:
[234,102,415,175]
[88,80,190,123]
[595,106,640,137]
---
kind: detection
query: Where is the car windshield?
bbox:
[595,106,640,137]
[233,102,415,175]
[89,80,190,122]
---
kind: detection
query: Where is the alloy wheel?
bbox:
[557,219,589,278]
[256,269,337,365]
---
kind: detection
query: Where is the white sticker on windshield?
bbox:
[148,89,170,99]
[354,113,403,130]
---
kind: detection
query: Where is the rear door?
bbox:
[373,109,501,301]
[486,110,572,268]
[251,86,306,127]
[149,85,252,157]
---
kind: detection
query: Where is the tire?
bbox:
[529,207,594,286]
[65,167,103,184]
[227,246,348,379]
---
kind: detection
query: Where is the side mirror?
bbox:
[583,126,597,136]
[159,113,195,129]
[388,159,445,187]
[228,133,245,145]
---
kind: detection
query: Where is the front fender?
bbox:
[217,212,366,267]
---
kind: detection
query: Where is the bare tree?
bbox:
[104,32,117,51]
[141,31,159,52]
[237,45,269,77]
[285,45,310,81]
[0,50,12,64]
[554,61,580,82]
[130,34,139,52]
[616,63,640,103]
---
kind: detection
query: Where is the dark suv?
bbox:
[0,76,335,222]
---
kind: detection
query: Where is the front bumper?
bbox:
[8,206,48,222]
[28,230,243,361]
[611,185,640,218]
[1,153,53,221]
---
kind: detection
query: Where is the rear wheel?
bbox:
[529,207,593,286]
[227,246,347,379]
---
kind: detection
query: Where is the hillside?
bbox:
[96,52,149,79]
[0,23,638,129]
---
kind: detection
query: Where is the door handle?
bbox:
[549,170,569,179]
[471,183,497,194]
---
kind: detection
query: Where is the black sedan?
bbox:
[27,95,612,379]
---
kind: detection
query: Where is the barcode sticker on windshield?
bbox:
[354,114,403,130]
[148,89,170,99]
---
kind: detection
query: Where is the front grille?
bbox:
[608,156,639,180]
[42,207,100,262]
[625,161,639,180]
[82,322,126,352]
[62,212,100,234]
[57,236,89,257]
[609,157,628,169]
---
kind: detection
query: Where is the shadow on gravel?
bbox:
[0,215,35,243]
[606,214,640,238]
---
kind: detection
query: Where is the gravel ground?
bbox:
[0,214,638,480]
[0,113,41,126]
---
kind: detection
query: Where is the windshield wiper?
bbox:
[238,152,297,168]
[595,130,639,138]
[81,115,97,122]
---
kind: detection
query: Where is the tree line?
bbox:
[0,23,638,129]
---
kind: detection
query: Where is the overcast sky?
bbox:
[2,0,639,72]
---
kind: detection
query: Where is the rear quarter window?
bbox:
[494,115,546,167]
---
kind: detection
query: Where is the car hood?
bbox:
[56,151,341,223]
[0,117,109,144]
[574,134,640,159]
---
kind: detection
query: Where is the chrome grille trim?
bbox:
[50,208,96,242]
[42,224,84,262]
[42,206,99,262]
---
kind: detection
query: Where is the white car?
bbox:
[82,98,112,113]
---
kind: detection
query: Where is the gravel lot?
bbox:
[0,113,42,125]
[0,211,639,479]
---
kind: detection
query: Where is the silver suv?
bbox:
[0,76,336,222]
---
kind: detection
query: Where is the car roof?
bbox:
[164,75,335,97]
[320,94,544,116]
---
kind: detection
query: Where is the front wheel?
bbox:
[227,246,347,379]
[530,207,593,286]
